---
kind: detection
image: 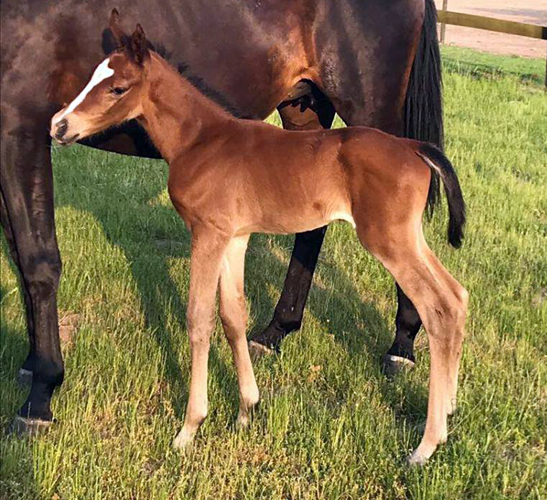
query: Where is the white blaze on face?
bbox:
[54,58,114,124]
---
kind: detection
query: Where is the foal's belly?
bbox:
[236,206,356,236]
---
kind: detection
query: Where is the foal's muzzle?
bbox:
[50,116,80,145]
[53,119,68,141]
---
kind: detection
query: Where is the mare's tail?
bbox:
[416,143,466,248]
[403,0,444,214]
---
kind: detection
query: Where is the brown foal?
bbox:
[50,26,468,464]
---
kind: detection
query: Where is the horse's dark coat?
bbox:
[0,0,443,427]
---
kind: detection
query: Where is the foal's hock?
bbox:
[50,25,468,464]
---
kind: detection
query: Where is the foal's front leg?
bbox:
[218,235,259,427]
[173,229,229,450]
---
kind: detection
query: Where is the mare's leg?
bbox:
[249,100,335,353]
[1,113,64,432]
[315,1,429,373]
[356,224,467,464]
[218,235,259,426]
[173,229,229,449]
[383,286,422,375]
[0,191,36,386]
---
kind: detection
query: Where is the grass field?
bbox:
[1,47,546,499]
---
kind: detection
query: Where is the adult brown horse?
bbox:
[1,0,443,432]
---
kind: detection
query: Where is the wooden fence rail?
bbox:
[436,9,547,87]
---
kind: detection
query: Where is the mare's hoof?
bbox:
[8,415,53,436]
[17,368,33,387]
[382,354,415,377]
[248,340,275,361]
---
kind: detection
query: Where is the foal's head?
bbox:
[50,25,150,145]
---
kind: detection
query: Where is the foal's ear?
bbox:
[128,24,150,66]
[102,8,129,53]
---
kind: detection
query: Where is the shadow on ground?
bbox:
[0,286,41,500]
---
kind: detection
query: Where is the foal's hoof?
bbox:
[8,415,53,436]
[172,429,195,451]
[236,412,251,429]
[248,340,275,361]
[408,449,430,466]
[17,369,33,387]
[382,354,415,377]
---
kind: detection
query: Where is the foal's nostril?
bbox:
[55,119,68,139]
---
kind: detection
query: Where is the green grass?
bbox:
[440,46,547,87]
[1,47,546,499]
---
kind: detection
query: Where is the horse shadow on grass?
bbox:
[0,284,41,500]
[51,145,428,441]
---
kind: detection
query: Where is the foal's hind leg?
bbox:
[173,230,229,450]
[357,228,467,464]
[405,252,467,464]
[218,235,259,427]
[425,250,467,415]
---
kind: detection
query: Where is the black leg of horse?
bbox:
[383,285,422,374]
[248,98,335,353]
[1,117,64,432]
[250,227,328,352]
[0,193,36,386]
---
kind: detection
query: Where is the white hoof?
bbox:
[8,415,53,436]
[172,428,195,451]
[236,411,250,429]
[408,448,431,466]
[408,439,442,466]
[248,341,274,361]
[383,355,415,377]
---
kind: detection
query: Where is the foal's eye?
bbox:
[111,87,128,96]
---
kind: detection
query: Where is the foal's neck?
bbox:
[139,53,236,163]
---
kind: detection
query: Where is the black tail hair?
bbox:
[404,0,444,216]
[417,143,466,248]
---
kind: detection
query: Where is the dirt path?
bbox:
[434,0,547,59]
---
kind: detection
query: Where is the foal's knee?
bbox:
[187,306,215,347]
[219,296,247,343]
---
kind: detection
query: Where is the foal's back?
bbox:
[170,119,429,236]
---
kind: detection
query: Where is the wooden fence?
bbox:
[436,6,547,87]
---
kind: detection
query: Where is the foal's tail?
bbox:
[416,143,466,248]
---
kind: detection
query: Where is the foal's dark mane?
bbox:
[153,42,249,119]
[102,29,250,120]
